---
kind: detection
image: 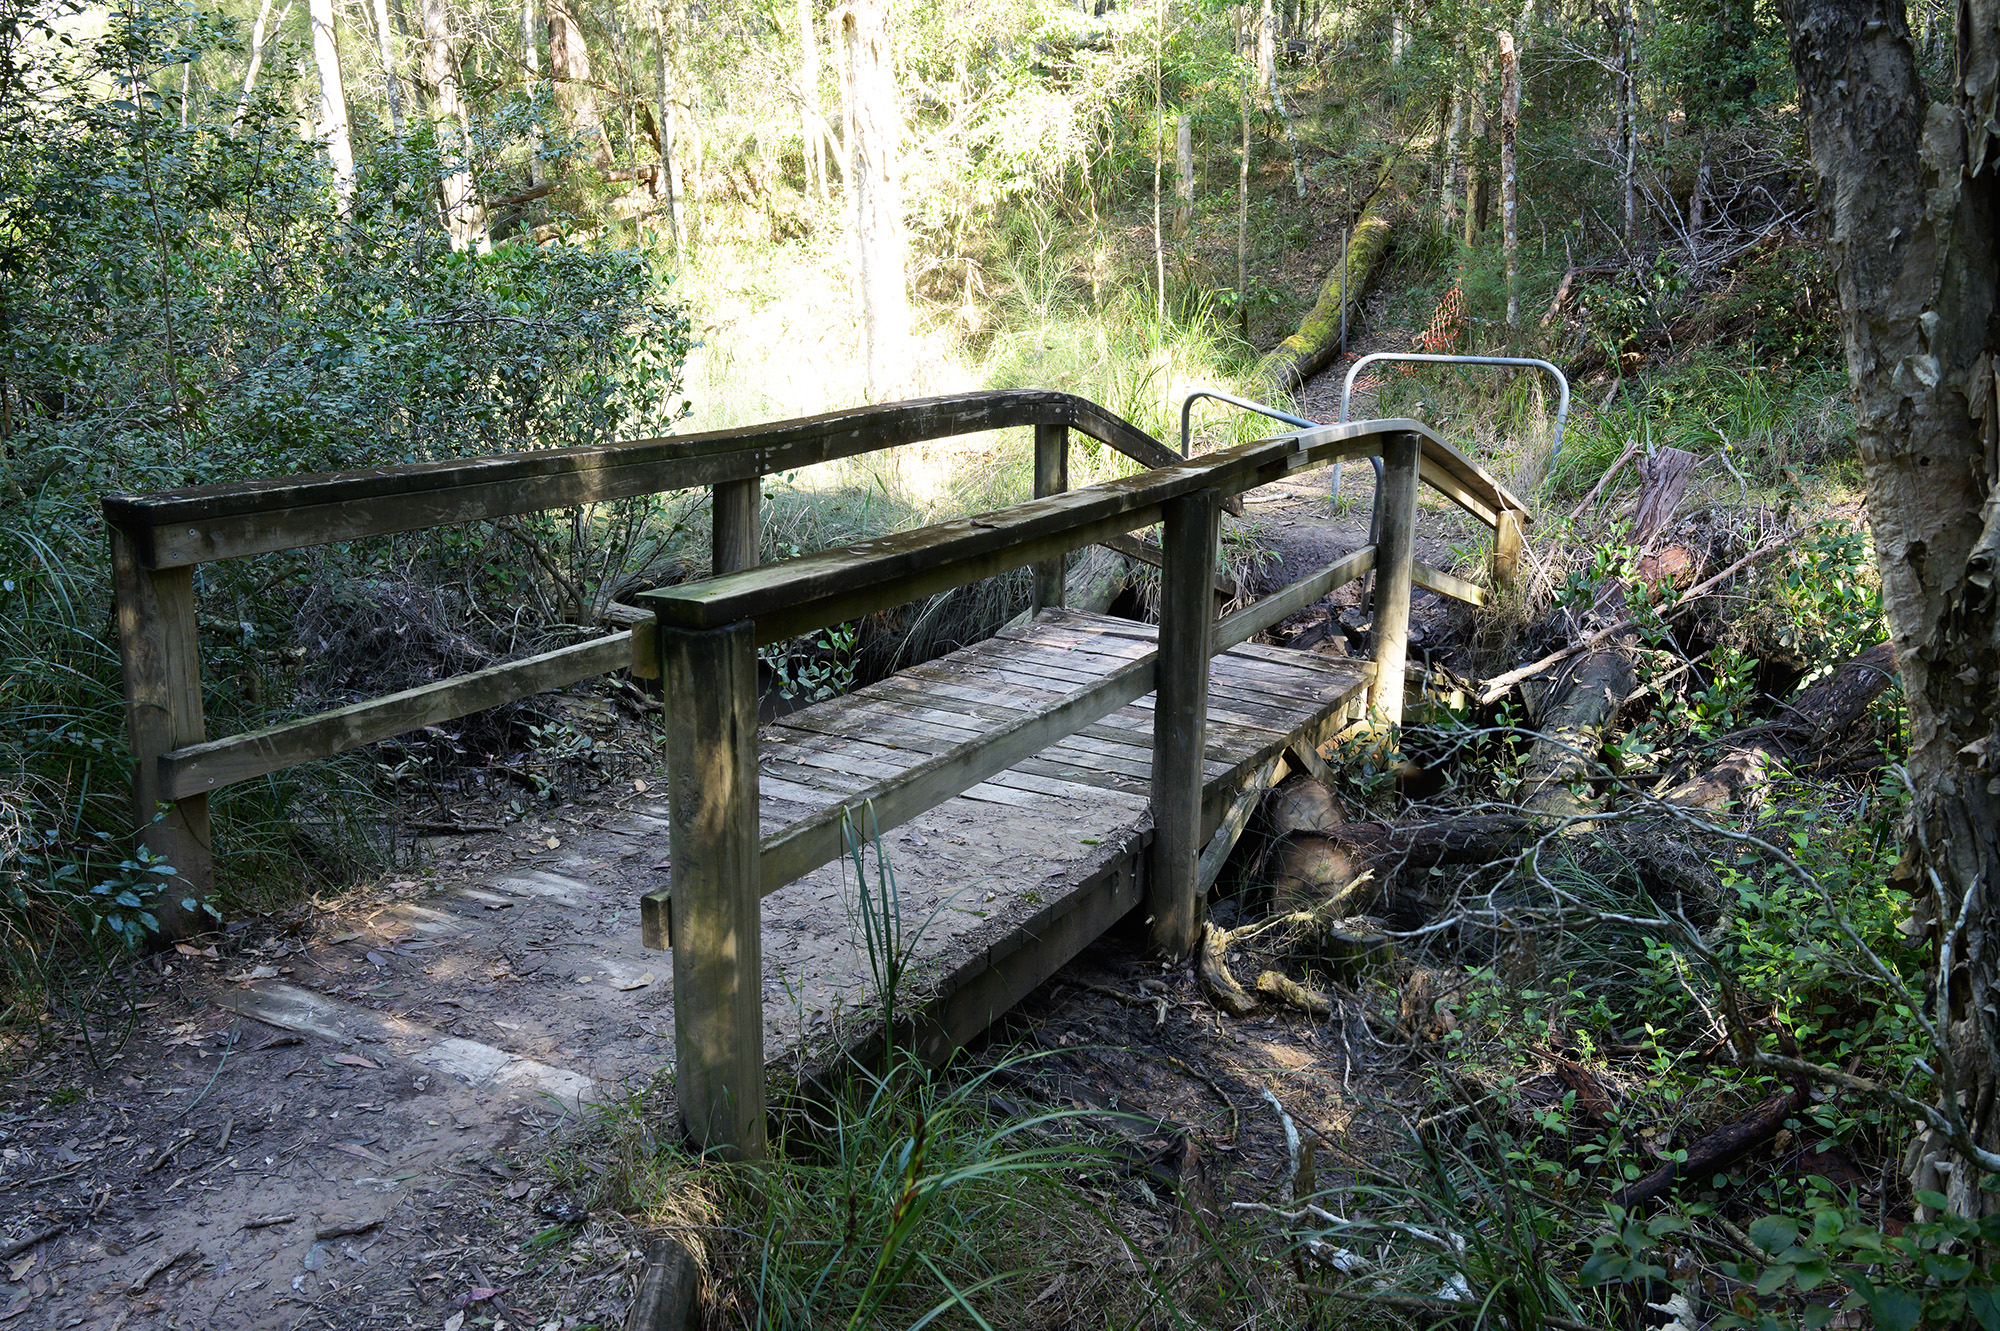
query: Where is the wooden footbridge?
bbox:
[103,391,1528,1159]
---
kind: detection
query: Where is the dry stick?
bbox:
[1477,540,1786,705]
[0,1223,65,1261]
[1566,441,1641,523]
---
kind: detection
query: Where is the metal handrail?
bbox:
[1179,387,1385,538]
[1339,353,1572,469]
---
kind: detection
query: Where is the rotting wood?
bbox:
[161,631,633,800]
[1610,1085,1807,1209]
[1197,921,1259,1016]
[626,1235,704,1331]
[711,477,760,576]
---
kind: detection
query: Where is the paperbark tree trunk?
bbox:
[307,0,357,209]
[840,0,913,401]
[1237,29,1250,330]
[1499,30,1519,328]
[1441,77,1463,234]
[1174,112,1194,237]
[421,0,487,251]
[1463,81,1485,245]
[545,0,612,163]
[1783,0,2000,1219]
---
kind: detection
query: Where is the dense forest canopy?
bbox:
[2,0,1998,1323]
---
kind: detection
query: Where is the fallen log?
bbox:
[1252,193,1397,395]
[1666,640,1896,811]
[1609,1085,1807,1209]
[1266,811,1533,916]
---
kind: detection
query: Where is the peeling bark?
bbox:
[1783,0,2000,1217]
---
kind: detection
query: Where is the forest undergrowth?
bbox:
[3,0,1986,1325]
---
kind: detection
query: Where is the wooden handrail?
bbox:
[636,420,1427,646]
[100,390,1186,569]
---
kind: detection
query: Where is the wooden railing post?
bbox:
[661,618,767,1160]
[711,478,761,576]
[1031,422,1068,613]
[109,526,213,942]
[1146,487,1219,957]
[1369,431,1423,728]
[1492,508,1525,589]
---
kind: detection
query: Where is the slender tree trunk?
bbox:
[1784,0,2000,1220]
[1174,112,1194,237]
[840,0,912,400]
[1441,84,1463,234]
[524,0,544,186]
[1619,0,1637,249]
[1463,80,1484,246]
[1237,23,1250,334]
[307,0,357,208]
[422,0,487,250]
[232,0,289,131]
[798,0,825,201]
[546,0,612,163]
[1391,6,1407,61]
[651,0,682,244]
[1260,0,1307,196]
[1499,29,1519,328]
[1152,0,1166,325]
[1688,133,1708,270]
[370,0,404,134]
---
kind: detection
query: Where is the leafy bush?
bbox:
[0,0,692,980]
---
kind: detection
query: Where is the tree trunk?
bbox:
[1441,79,1463,235]
[1784,0,2000,1219]
[545,0,612,163]
[524,0,544,187]
[1619,0,1637,250]
[1152,0,1166,325]
[232,0,291,131]
[798,0,825,201]
[652,0,683,244]
[840,0,913,401]
[1499,30,1519,328]
[421,0,487,251]
[1463,81,1485,246]
[1237,28,1250,331]
[370,0,403,135]
[307,0,357,209]
[1174,112,1194,237]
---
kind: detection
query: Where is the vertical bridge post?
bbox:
[1369,431,1423,728]
[1147,487,1219,957]
[109,525,213,941]
[1031,423,1068,614]
[711,477,761,576]
[1492,508,1525,589]
[661,618,767,1160]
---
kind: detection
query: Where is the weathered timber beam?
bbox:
[102,392,1189,569]
[1212,546,1376,652]
[1411,558,1487,607]
[639,424,1411,644]
[159,632,633,799]
[744,654,1158,901]
[1418,455,1502,530]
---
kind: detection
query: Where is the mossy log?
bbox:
[1252,195,1398,396]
